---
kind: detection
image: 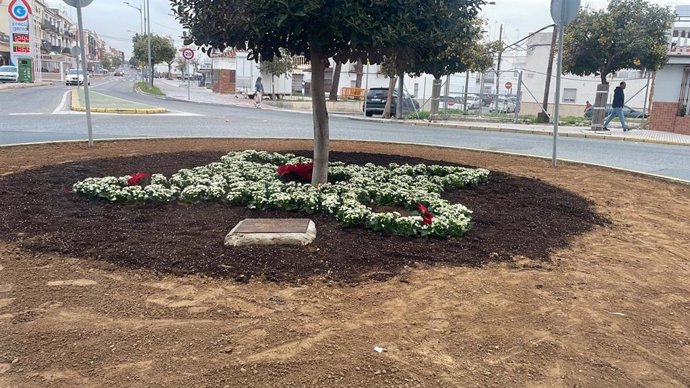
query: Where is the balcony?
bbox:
[669,19,690,57]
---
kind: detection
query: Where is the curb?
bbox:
[0,81,54,90]
[71,89,167,114]
[1,137,688,185]
[345,116,690,147]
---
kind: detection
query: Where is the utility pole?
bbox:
[539,26,557,123]
[463,71,470,111]
[494,24,503,112]
[146,0,153,87]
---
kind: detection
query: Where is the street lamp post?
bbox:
[123,1,152,85]
[123,2,143,34]
[146,0,152,87]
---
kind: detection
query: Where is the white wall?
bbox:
[654,64,685,103]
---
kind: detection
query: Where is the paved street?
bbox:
[2,76,690,182]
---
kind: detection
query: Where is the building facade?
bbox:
[648,6,690,135]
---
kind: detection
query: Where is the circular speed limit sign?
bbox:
[182,48,195,60]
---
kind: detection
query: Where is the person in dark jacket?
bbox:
[603,82,629,131]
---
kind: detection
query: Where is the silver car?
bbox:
[0,65,18,83]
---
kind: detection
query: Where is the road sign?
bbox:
[550,0,581,25]
[70,46,80,58]
[8,0,32,22]
[182,48,195,60]
[505,82,512,90]
[62,0,94,7]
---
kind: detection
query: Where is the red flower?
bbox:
[276,162,313,183]
[127,172,151,186]
[417,203,434,225]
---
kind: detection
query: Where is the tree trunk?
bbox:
[383,76,397,118]
[430,77,442,120]
[310,47,330,185]
[538,27,558,123]
[329,61,342,101]
[354,59,363,88]
[591,83,610,131]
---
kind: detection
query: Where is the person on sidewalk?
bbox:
[254,77,264,108]
[603,82,630,132]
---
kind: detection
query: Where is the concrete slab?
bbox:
[225,218,316,246]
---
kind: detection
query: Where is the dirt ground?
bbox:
[0,138,688,387]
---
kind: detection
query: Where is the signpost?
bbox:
[182,48,194,101]
[63,0,94,146]
[7,0,33,81]
[550,0,581,167]
[505,82,512,90]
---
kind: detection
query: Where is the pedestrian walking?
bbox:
[254,77,264,108]
[603,82,630,132]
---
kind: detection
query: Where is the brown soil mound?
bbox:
[0,150,606,284]
[1,139,688,387]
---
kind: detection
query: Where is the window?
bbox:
[563,88,577,103]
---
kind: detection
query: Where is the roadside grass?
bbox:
[136,82,165,96]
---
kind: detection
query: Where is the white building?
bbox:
[649,5,690,134]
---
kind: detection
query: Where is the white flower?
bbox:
[72,150,490,238]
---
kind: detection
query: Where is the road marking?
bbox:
[52,90,71,114]
[7,113,44,116]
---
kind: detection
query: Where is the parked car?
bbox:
[461,95,482,110]
[114,70,124,76]
[65,69,89,86]
[489,96,517,113]
[0,65,18,83]
[584,104,648,118]
[438,95,457,107]
[364,87,420,117]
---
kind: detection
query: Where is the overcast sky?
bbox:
[47,0,688,58]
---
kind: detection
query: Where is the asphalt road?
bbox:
[2,76,689,182]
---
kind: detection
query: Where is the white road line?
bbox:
[8,113,44,116]
[52,90,71,114]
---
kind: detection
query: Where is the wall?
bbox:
[649,101,690,134]
[520,101,588,117]
[212,69,235,94]
[653,65,685,102]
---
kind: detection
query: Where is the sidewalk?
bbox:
[155,78,257,109]
[152,79,690,147]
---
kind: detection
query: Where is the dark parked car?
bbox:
[584,104,648,118]
[364,87,420,117]
[114,70,124,76]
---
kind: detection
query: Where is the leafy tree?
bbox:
[128,57,140,68]
[563,0,675,129]
[100,56,112,71]
[564,0,674,84]
[112,56,123,68]
[259,48,295,78]
[171,0,485,184]
[408,20,494,119]
[132,34,177,70]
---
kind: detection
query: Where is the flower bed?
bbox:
[73,150,490,237]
